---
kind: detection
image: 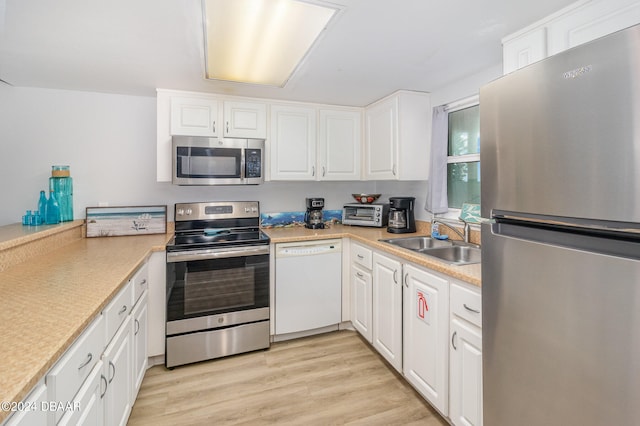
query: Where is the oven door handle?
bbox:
[167,246,270,262]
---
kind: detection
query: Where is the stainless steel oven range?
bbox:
[165,201,270,368]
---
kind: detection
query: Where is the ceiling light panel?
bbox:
[203,0,337,87]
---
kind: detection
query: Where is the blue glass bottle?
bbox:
[38,190,47,219]
[50,166,73,222]
[45,191,61,224]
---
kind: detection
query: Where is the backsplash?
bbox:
[261,210,343,228]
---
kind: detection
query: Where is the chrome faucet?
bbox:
[432,219,471,243]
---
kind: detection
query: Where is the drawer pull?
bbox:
[357,254,364,259]
[135,319,140,335]
[100,375,108,398]
[140,279,147,286]
[78,353,93,370]
[118,305,127,315]
[463,303,480,314]
[108,361,116,383]
[451,331,458,350]
[356,272,364,278]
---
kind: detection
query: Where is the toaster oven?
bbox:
[342,203,390,227]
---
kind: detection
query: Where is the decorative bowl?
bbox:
[352,193,381,204]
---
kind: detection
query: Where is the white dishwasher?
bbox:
[275,239,342,335]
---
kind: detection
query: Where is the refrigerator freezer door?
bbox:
[482,222,640,426]
[480,24,640,223]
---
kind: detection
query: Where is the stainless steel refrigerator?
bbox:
[480,24,640,426]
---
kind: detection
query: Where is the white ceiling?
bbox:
[0,0,577,107]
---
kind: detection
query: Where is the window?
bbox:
[447,104,480,209]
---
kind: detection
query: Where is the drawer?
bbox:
[451,281,482,328]
[351,243,372,270]
[131,261,149,305]
[103,281,133,346]
[46,314,104,424]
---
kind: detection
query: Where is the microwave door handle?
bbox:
[240,149,246,181]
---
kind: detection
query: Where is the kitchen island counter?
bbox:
[264,224,481,288]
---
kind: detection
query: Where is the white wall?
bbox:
[0,86,376,226]
[0,64,502,227]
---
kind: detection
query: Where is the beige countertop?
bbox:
[0,227,171,423]
[263,224,481,287]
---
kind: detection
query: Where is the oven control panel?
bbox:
[175,201,260,221]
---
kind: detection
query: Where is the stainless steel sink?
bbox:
[378,236,452,250]
[379,236,481,265]
[417,245,481,265]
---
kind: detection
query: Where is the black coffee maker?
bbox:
[387,197,416,233]
[304,198,325,229]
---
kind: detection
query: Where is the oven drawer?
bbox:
[166,320,270,368]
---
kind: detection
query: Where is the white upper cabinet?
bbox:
[269,104,317,180]
[223,100,267,139]
[170,96,220,137]
[318,109,362,180]
[269,104,362,181]
[364,90,431,181]
[503,0,640,74]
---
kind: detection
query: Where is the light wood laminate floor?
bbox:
[129,330,448,425]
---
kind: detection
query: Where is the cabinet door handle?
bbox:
[322,166,326,177]
[393,269,398,284]
[392,164,397,176]
[404,273,409,288]
[312,166,315,177]
[213,121,216,133]
[108,361,116,384]
[100,375,108,398]
[451,331,458,350]
[78,353,92,370]
[135,319,140,335]
[226,121,229,133]
[118,305,127,315]
[463,303,480,314]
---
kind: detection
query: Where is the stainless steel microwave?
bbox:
[172,136,264,185]
[342,203,390,227]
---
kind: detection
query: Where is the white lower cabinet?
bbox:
[103,315,133,426]
[131,291,148,399]
[351,263,373,343]
[403,264,450,416]
[372,252,403,373]
[449,318,482,426]
[349,241,482,426]
[58,361,105,426]
[449,281,483,426]
[4,382,48,426]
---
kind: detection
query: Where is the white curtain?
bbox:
[425,105,449,214]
